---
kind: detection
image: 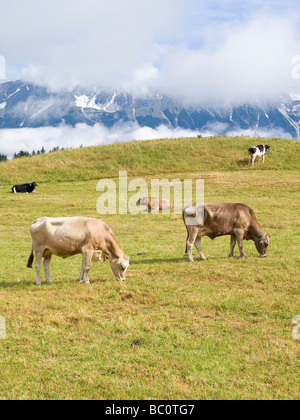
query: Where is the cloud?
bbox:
[200,124,294,140]
[0,0,177,92]
[0,1,300,103]
[156,15,300,104]
[0,122,293,159]
[0,123,198,158]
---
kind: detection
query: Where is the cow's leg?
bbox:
[234,230,245,258]
[248,154,252,166]
[81,251,93,284]
[43,253,53,284]
[78,261,85,283]
[252,156,256,166]
[263,154,265,163]
[35,252,43,285]
[229,235,237,257]
[186,229,199,262]
[194,237,207,260]
[78,254,90,283]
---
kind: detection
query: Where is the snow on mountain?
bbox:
[0,80,300,139]
[75,92,122,113]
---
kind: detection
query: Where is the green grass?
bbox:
[0,136,299,400]
[0,136,299,184]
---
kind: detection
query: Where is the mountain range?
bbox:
[1,80,300,139]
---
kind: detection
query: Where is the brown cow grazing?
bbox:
[27,217,129,285]
[183,202,270,262]
[136,195,172,212]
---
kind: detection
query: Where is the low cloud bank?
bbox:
[0,122,293,159]
[0,124,197,158]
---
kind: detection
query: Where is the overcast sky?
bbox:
[1,0,300,102]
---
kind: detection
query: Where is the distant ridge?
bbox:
[0,80,300,138]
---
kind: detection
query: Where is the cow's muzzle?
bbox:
[116,275,126,282]
[260,254,267,258]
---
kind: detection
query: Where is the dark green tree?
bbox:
[0,154,7,162]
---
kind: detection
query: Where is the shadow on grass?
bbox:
[128,256,232,265]
[130,256,186,265]
[0,280,39,289]
[0,277,108,288]
[130,254,258,265]
[237,159,250,167]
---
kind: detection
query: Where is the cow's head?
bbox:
[110,256,130,281]
[255,234,271,257]
[265,145,271,152]
[32,182,38,188]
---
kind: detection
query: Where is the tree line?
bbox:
[0,146,69,162]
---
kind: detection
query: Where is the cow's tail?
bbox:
[27,248,34,268]
[182,209,188,254]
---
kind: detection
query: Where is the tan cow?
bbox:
[136,195,172,212]
[183,202,270,261]
[27,217,129,285]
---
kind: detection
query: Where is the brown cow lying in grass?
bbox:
[137,195,172,212]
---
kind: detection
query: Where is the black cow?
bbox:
[12,182,38,193]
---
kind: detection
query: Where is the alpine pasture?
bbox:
[0,136,299,400]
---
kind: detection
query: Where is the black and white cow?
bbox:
[248,145,270,166]
[12,182,38,194]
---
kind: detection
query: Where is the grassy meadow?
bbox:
[0,136,299,400]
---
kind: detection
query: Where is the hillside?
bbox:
[0,135,299,400]
[0,136,299,185]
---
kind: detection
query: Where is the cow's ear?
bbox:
[260,234,270,246]
[121,262,129,270]
[118,258,129,270]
